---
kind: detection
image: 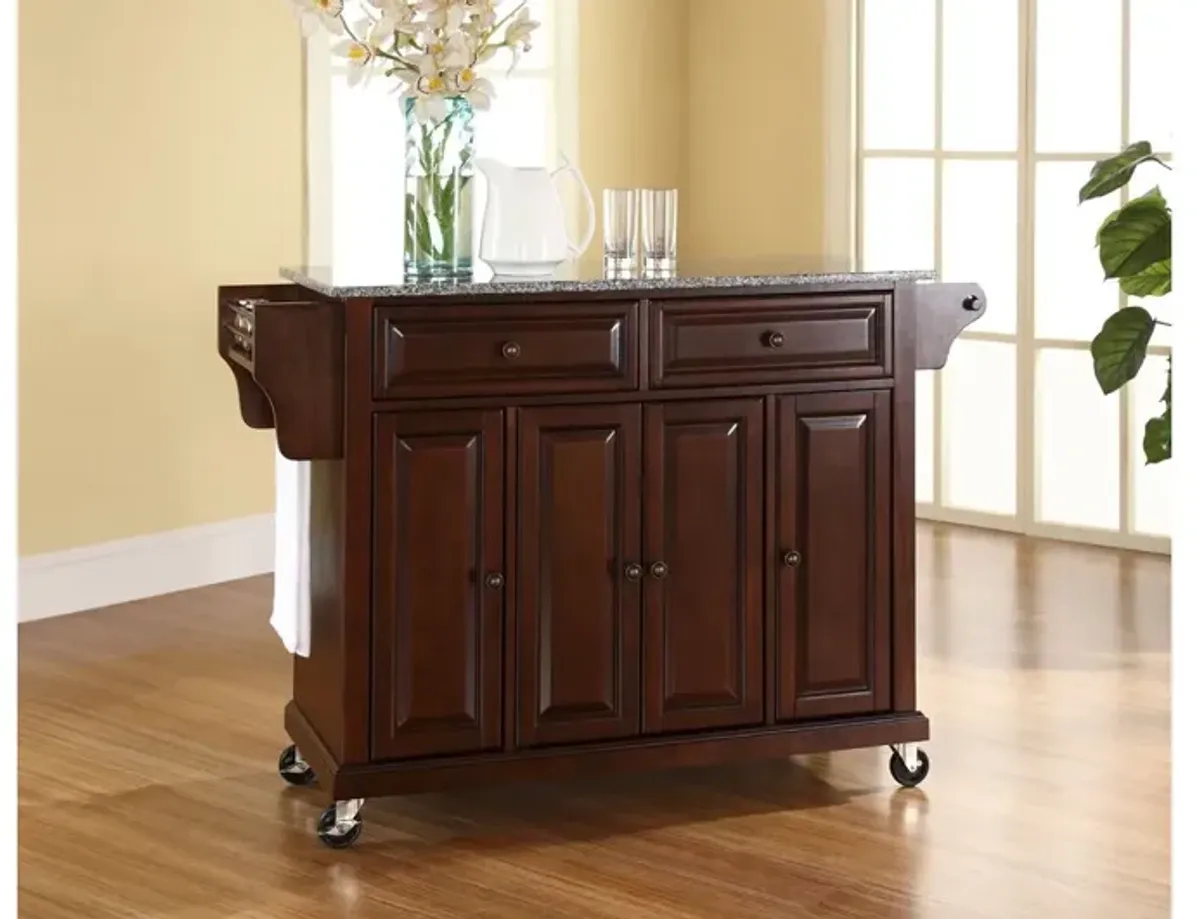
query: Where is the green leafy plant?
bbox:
[1079,141,1172,464]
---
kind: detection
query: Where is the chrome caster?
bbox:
[317,799,365,849]
[277,744,316,787]
[888,744,930,788]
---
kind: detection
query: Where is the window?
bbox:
[856,0,1172,551]
[305,0,577,273]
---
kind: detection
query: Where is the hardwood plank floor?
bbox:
[18,523,1171,918]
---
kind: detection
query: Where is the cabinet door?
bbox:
[371,410,505,760]
[516,404,642,747]
[776,392,892,721]
[643,399,765,734]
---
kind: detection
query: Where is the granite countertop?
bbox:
[281,257,936,299]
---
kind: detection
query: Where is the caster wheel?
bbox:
[278,744,316,787]
[889,748,930,788]
[317,804,364,849]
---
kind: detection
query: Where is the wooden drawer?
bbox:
[651,295,892,388]
[374,302,638,398]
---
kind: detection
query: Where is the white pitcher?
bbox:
[477,155,596,277]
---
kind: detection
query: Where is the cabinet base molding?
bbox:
[285,700,930,802]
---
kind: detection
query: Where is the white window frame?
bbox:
[301,1,581,267]
[837,0,1171,555]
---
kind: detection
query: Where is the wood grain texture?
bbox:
[18,524,1169,918]
[651,294,893,388]
[371,409,505,759]
[216,284,345,460]
[643,399,765,734]
[374,300,638,398]
[514,404,643,748]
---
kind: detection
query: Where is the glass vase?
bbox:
[404,95,476,281]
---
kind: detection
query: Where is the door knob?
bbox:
[484,572,505,589]
[782,550,801,568]
[624,562,645,581]
[649,561,669,579]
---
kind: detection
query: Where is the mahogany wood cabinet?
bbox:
[217,266,985,848]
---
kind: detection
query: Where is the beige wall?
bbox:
[576,0,830,265]
[18,0,303,554]
[18,0,830,557]
[576,0,690,272]
[683,0,829,260]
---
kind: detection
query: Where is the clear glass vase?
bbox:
[404,96,476,281]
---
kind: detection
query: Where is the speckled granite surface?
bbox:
[281,258,935,300]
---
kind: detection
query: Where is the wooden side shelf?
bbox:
[217,285,345,460]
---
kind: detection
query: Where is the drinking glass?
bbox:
[640,188,678,271]
[602,189,639,271]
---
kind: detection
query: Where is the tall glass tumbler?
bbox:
[640,188,678,272]
[602,189,639,272]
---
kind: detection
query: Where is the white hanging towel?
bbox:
[270,448,312,657]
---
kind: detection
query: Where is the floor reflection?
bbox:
[17,523,1170,918]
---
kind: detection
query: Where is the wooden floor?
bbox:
[18,523,1171,918]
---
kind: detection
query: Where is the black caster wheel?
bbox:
[277,744,316,787]
[888,748,930,788]
[317,804,364,849]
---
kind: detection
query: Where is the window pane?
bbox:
[943,341,1017,515]
[942,160,1018,334]
[862,0,935,150]
[1036,348,1121,530]
[329,77,406,275]
[1127,161,1175,345]
[1035,0,1122,153]
[1132,354,1171,536]
[942,0,1018,151]
[861,158,935,272]
[474,76,553,168]
[1130,0,1174,151]
[916,370,935,504]
[1034,161,1120,340]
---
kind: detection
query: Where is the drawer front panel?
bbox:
[375,302,638,397]
[651,296,891,387]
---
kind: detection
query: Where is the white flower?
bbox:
[406,75,449,122]
[453,67,495,110]
[437,32,474,69]
[334,38,375,85]
[463,0,497,29]
[417,0,467,33]
[289,0,346,37]
[366,0,418,39]
[503,6,539,72]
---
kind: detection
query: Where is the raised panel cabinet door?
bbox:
[371,409,505,760]
[776,392,893,721]
[643,399,765,734]
[516,404,642,747]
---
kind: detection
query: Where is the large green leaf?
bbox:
[1079,141,1167,202]
[1143,356,1171,464]
[1090,306,1157,395]
[1119,257,1172,297]
[1096,188,1171,279]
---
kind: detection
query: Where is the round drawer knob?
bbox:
[501,341,522,360]
[484,572,505,590]
[782,550,802,568]
[649,561,669,579]
[624,563,645,581]
[766,331,785,349]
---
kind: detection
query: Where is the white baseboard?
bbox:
[18,514,275,623]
